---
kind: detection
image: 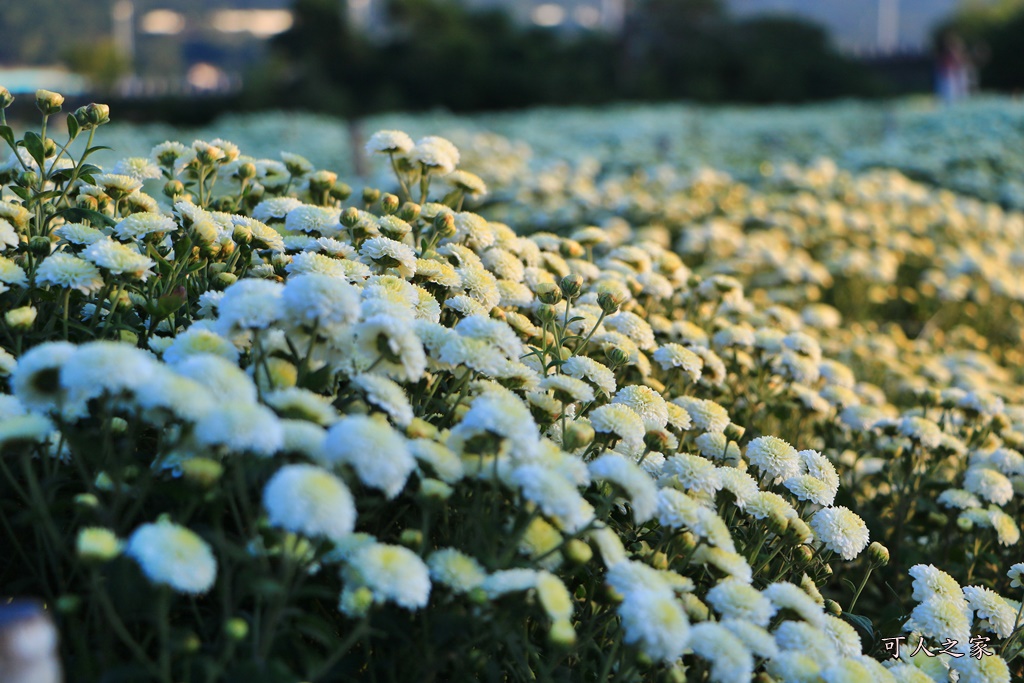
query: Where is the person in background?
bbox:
[937,33,971,104]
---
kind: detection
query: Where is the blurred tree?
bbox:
[62,39,131,92]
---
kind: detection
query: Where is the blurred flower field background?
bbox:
[1,87,1024,683]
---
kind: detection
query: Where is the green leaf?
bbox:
[83,145,112,157]
[23,131,46,168]
[0,125,14,148]
[66,113,80,141]
[51,207,117,228]
[842,612,876,641]
[8,186,30,201]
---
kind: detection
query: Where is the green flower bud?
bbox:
[406,417,439,440]
[397,202,421,222]
[868,541,890,567]
[536,283,563,305]
[399,529,423,548]
[643,429,672,453]
[179,632,202,654]
[957,514,974,532]
[362,187,381,205]
[767,511,790,536]
[724,423,746,441]
[605,346,629,367]
[56,595,81,614]
[565,538,593,566]
[224,618,249,641]
[330,181,352,201]
[84,103,110,127]
[535,303,557,324]
[43,137,57,159]
[180,458,224,488]
[73,493,100,509]
[681,593,709,621]
[213,272,238,290]
[28,236,51,257]
[3,307,35,333]
[549,619,576,647]
[0,86,13,109]
[17,170,38,188]
[76,527,122,563]
[825,599,843,616]
[35,89,64,115]
[418,478,453,501]
[559,273,584,299]
[163,180,185,199]
[308,169,337,194]
[597,291,621,314]
[237,162,257,180]
[433,212,456,238]
[379,193,400,214]
[795,544,814,565]
[76,194,99,212]
[677,531,697,554]
[563,421,595,451]
[340,586,374,617]
[341,206,362,229]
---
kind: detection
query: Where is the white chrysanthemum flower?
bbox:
[194,403,283,456]
[112,156,162,180]
[10,342,75,413]
[360,236,417,278]
[672,396,729,433]
[589,452,658,523]
[662,453,722,496]
[427,548,487,593]
[366,129,415,155]
[162,327,238,364]
[612,385,668,431]
[720,619,778,660]
[963,585,1016,638]
[252,197,303,223]
[707,579,776,627]
[93,173,143,195]
[263,464,356,543]
[409,439,464,483]
[446,170,488,197]
[1008,563,1024,588]
[171,353,257,404]
[342,542,431,610]
[350,374,414,428]
[656,487,700,529]
[899,416,944,449]
[717,467,759,507]
[482,568,539,597]
[449,392,539,460]
[351,314,427,382]
[905,595,972,644]
[410,136,460,175]
[126,521,216,594]
[690,546,752,582]
[820,614,863,657]
[35,252,104,294]
[324,416,415,498]
[456,265,501,309]
[509,463,595,533]
[774,620,838,663]
[746,435,801,482]
[54,222,105,246]
[663,403,692,433]
[281,273,360,329]
[59,341,156,409]
[589,403,645,450]
[963,467,1014,505]
[113,212,177,240]
[265,387,338,426]
[784,475,836,506]
[134,365,214,423]
[284,205,340,235]
[989,507,1021,546]
[415,257,461,288]
[82,237,155,280]
[809,506,870,560]
[288,252,368,280]
[609,566,689,662]
[561,356,616,396]
[949,652,1011,683]
[0,218,17,251]
[538,375,595,405]
[909,564,964,602]
[0,255,28,287]
[0,414,53,448]
[763,582,827,627]
[280,419,327,460]
[688,622,754,683]
[652,343,703,381]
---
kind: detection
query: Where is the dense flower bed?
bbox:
[0,89,1023,683]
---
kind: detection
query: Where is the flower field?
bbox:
[0,89,1023,683]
